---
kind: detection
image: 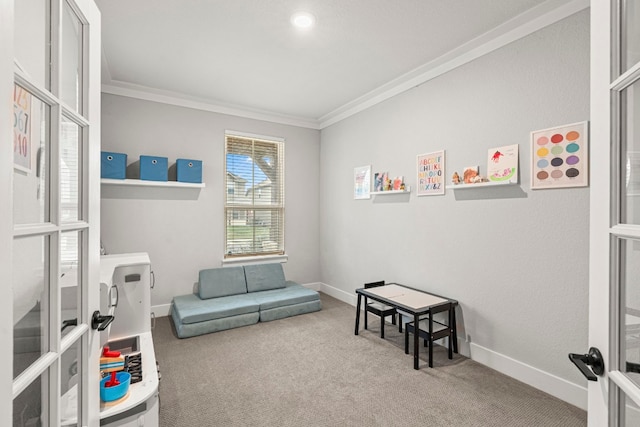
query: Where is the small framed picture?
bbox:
[354,165,371,199]
[417,150,445,196]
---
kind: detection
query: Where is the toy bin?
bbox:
[127,155,168,181]
[100,371,131,402]
[169,159,202,183]
[101,152,127,179]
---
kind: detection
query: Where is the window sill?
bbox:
[222,254,288,266]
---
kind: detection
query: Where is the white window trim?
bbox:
[221,253,288,266]
[224,130,285,260]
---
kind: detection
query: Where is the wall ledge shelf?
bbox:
[371,186,411,195]
[446,180,517,190]
[101,178,205,189]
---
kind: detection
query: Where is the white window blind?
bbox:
[60,119,81,266]
[225,133,285,257]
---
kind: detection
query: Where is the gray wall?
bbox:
[100,95,321,308]
[319,10,589,386]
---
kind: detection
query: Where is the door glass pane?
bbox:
[61,231,80,338]
[60,343,81,425]
[622,78,640,224]
[13,235,49,379]
[13,86,49,225]
[61,116,81,222]
[624,394,640,426]
[61,1,82,113]
[13,0,49,88]
[13,371,47,427]
[622,0,640,73]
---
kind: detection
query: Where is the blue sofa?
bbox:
[170,263,321,338]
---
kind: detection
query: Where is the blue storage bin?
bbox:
[139,155,168,181]
[101,151,127,179]
[176,158,202,183]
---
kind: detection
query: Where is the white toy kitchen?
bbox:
[97,252,159,427]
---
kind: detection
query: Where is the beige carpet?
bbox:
[152,293,586,426]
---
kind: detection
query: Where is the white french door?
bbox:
[8,0,101,426]
[589,0,640,425]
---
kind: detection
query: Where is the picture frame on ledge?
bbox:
[354,165,371,199]
[417,150,445,196]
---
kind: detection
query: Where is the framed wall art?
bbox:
[487,144,518,183]
[531,121,588,189]
[354,165,371,199]
[417,150,445,196]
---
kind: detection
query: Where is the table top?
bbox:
[356,283,456,313]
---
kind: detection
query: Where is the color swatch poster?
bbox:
[417,150,445,196]
[487,144,518,183]
[531,121,588,189]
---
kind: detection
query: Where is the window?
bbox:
[225,132,285,257]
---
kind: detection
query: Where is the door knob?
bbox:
[569,347,604,381]
[91,311,114,331]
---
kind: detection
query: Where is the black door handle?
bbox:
[569,347,604,381]
[91,311,114,331]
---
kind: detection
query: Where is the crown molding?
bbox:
[318,0,589,129]
[100,0,588,131]
[101,81,322,130]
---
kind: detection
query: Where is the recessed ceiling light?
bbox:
[291,12,315,29]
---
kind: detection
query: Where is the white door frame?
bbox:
[589,0,611,423]
[1,0,16,425]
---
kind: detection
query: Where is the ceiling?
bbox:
[96,0,579,129]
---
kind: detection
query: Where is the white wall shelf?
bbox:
[371,186,411,195]
[101,178,205,189]
[446,180,517,190]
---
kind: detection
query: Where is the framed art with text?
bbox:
[417,150,445,196]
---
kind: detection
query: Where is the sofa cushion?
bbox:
[260,300,322,322]
[172,293,259,325]
[244,263,286,293]
[198,266,247,299]
[172,310,259,338]
[250,284,320,310]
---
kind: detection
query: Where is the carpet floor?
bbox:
[152,293,586,426]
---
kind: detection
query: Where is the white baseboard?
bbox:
[469,342,587,410]
[152,303,172,317]
[317,282,587,410]
[318,282,357,306]
[302,282,322,292]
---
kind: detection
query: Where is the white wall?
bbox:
[319,9,590,405]
[100,95,321,309]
